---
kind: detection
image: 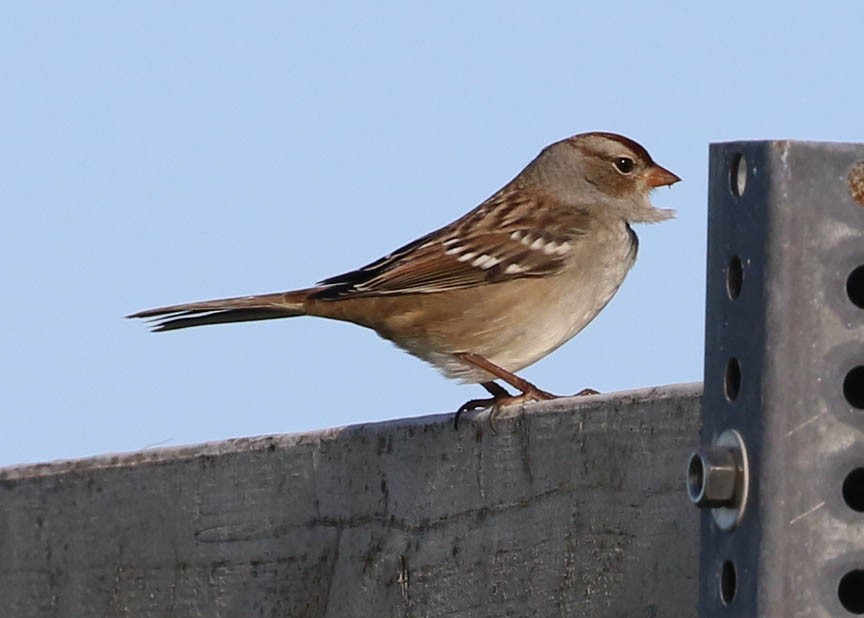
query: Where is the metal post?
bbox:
[691,140,864,616]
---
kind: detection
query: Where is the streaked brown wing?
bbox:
[313,190,590,299]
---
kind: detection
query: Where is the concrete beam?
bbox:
[1,383,701,618]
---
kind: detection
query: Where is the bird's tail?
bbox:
[127,290,313,332]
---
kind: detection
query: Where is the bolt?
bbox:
[687,446,740,507]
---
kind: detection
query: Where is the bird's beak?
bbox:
[644,164,681,188]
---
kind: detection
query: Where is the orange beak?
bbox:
[645,164,681,188]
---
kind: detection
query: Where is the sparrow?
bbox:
[129,132,680,426]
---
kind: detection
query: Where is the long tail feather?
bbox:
[127,291,310,332]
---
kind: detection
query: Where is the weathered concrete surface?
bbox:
[0,383,701,618]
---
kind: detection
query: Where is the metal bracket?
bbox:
[692,140,864,616]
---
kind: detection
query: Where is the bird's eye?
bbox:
[613,157,635,174]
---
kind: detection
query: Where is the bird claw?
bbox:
[453,387,557,432]
[453,398,497,430]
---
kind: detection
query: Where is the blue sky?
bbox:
[2,2,862,466]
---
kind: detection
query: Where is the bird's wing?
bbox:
[313,190,591,299]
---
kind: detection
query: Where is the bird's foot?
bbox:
[453,382,557,432]
[575,387,600,396]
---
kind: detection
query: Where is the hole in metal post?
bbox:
[720,560,737,605]
[848,266,864,309]
[849,161,864,206]
[687,451,705,503]
[843,468,864,512]
[839,570,864,614]
[725,358,741,401]
[844,366,864,409]
[727,255,743,299]
[730,153,747,197]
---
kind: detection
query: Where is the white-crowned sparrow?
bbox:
[130,132,680,424]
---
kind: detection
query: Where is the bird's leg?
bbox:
[462,353,602,398]
[452,353,558,430]
[457,353,557,399]
[482,381,512,398]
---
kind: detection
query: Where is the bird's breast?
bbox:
[424,223,637,381]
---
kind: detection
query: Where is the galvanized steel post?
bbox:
[692,140,864,616]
